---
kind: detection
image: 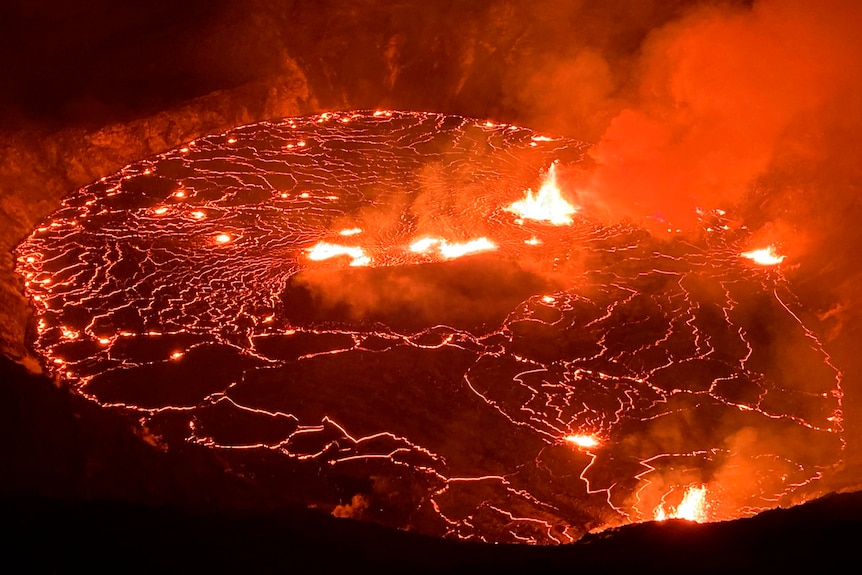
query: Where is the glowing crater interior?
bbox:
[16,110,843,544]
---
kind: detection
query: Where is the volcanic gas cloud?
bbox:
[16,110,843,543]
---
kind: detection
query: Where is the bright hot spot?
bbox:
[505,161,578,226]
[306,241,371,267]
[654,485,710,523]
[564,434,600,449]
[741,246,785,266]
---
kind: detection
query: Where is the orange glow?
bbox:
[505,162,577,225]
[18,108,849,544]
[60,326,79,340]
[654,485,709,523]
[564,434,600,449]
[439,238,496,259]
[173,190,186,198]
[408,237,440,254]
[306,241,371,267]
[741,246,785,266]
[409,237,497,259]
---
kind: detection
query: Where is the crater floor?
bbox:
[16,110,843,543]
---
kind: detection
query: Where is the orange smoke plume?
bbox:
[574,0,862,234]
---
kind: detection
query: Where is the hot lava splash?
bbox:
[15,110,843,544]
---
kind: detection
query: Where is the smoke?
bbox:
[284,254,564,334]
[285,0,862,494]
[536,0,862,492]
[539,0,862,236]
[332,494,370,519]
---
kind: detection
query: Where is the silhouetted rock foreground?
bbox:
[4,488,862,572]
[2,355,861,571]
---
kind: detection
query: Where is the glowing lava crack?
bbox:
[16,110,843,544]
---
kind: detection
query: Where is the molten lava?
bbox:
[408,237,497,260]
[654,485,710,523]
[438,238,497,259]
[741,245,785,265]
[408,237,440,253]
[306,241,371,267]
[14,110,843,545]
[565,434,600,449]
[505,161,577,225]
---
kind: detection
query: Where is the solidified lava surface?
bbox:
[16,110,843,543]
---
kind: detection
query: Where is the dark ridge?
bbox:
[282,254,560,334]
[2,491,861,572]
[0,0,272,129]
[0,355,281,509]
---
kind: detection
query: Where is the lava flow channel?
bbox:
[15,110,843,544]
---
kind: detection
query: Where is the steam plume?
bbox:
[568,0,862,235]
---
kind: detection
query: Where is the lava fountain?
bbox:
[15,110,843,544]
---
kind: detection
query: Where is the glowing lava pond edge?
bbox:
[15,110,843,544]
